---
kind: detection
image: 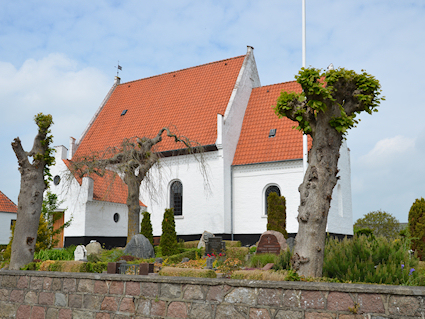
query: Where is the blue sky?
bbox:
[1,0,424,223]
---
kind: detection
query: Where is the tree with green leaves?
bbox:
[408,197,425,260]
[267,192,288,238]
[274,67,383,277]
[354,210,400,239]
[140,211,154,246]
[160,208,178,256]
[9,113,55,270]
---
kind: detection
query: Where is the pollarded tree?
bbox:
[9,113,55,270]
[274,67,383,277]
[70,127,207,244]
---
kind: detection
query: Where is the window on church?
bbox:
[170,181,183,216]
[265,185,281,215]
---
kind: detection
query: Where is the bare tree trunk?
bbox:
[292,114,342,278]
[124,173,141,243]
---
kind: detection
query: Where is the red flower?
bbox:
[207,254,211,257]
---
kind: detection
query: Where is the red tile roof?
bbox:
[0,191,17,213]
[64,160,145,207]
[232,81,312,166]
[74,55,246,158]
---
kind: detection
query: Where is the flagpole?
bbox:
[302,0,308,174]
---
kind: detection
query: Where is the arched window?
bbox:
[170,181,183,216]
[265,185,281,215]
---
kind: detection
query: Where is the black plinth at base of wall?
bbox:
[64,232,353,249]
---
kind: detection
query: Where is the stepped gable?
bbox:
[233,81,312,166]
[0,190,17,213]
[63,160,145,206]
[74,55,246,158]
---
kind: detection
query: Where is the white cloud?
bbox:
[359,136,415,168]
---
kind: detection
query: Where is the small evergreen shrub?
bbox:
[273,249,292,271]
[166,249,202,264]
[160,208,178,256]
[223,240,242,248]
[323,235,423,285]
[408,197,425,260]
[140,211,154,246]
[267,193,288,238]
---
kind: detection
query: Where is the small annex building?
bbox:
[0,191,17,245]
[50,46,353,247]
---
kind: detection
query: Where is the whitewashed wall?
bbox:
[232,160,304,234]
[232,141,353,236]
[0,212,16,245]
[139,151,225,237]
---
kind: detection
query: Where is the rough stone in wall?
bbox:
[124,234,155,259]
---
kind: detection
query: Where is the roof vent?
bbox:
[269,129,276,138]
[121,110,128,116]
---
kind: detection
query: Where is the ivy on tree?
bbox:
[9,113,55,270]
[274,67,383,277]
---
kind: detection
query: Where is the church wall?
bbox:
[221,46,261,234]
[232,160,304,235]
[0,212,16,245]
[326,141,353,235]
[139,151,225,237]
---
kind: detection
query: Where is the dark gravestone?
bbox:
[257,234,281,255]
[205,237,225,256]
[139,263,154,275]
[107,262,118,274]
[124,234,155,259]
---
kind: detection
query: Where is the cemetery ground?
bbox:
[1,234,425,287]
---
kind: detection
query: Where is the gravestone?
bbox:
[198,231,215,249]
[181,257,190,263]
[257,230,287,255]
[74,245,87,261]
[205,236,225,256]
[124,234,155,259]
[155,257,163,264]
[86,240,102,255]
[206,257,214,269]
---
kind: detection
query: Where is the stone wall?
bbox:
[1,270,425,318]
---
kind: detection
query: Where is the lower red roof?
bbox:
[233,81,312,166]
[0,190,18,213]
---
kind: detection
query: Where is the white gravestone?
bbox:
[74,245,87,261]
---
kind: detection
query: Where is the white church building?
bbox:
[50,46,353,248]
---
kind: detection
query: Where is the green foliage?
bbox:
[249,253,278,268]
[160,208,178,256]
[354,210,400,239]
[226,247,249,261]
[273,249,293,271]
[79,262,108,273]
[34,246,76,261]
[274,67,383,136]
[159,266,217,278]
[323,235,423,285]
[408,198,425,260]
[33,113,55,186]
[267,193,288,238]
[354,228,375,239]
[140,211,154,246]
[165,248,202,264]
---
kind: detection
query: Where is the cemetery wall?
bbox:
[0,270,424,318]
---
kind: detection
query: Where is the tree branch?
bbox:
[11,137,30,169]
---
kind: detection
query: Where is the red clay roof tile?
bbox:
[233,81,312,166]
[74,55,246,158]
[0,190,17,213]
[63,160,145,207]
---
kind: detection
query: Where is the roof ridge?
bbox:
[119,54,246,86]
[0,190,17,212]
[255,80,298,89]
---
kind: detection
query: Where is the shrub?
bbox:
[160,208,178,256]
[272,249,292,271]
[182,241,199,249]
[323,235,423,285]
[267,193,288,238]
[249,253,278,268]
[140,211,154,246]
[34,246,76,261]
[226,247,249,261]
[223,240,242,248]
[409,198,425,260]
[354,210,400,239]
[166,249,202,264]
